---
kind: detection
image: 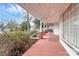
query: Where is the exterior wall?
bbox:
[52,15,63,40]
[61,4,79,53]
[59,16,63,40]
[53,23,59,35]
[52,4,79,55]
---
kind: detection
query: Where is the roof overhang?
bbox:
[18,3,70,23]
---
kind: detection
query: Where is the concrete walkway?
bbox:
[23,33,69,56]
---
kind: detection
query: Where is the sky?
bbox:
[0,3,27,24]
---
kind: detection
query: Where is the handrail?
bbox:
[31,32,39,37]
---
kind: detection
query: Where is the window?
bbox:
[63,3,79,49]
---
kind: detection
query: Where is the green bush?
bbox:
[0,31,32,56]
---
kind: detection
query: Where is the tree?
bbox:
[24,12,33,31]
[0,23,4,28]
[33,18,40,29]
[0,23,4,31]
[20,21,29,31]
[6,20,17,31]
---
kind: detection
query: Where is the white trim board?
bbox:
[60,39,77,56]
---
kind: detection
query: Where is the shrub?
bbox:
[0,31,32,56]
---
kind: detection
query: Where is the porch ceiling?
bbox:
[18,3,70,23]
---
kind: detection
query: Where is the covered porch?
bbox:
[23,32,68,56]
[18,3,78,56]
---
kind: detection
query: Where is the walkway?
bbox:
[23,33,69,56]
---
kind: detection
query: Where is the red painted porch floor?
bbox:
[23,33,69,56]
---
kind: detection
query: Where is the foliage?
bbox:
[20,21,29,31]
[6,20,18,31]
[0,23,4,28]
[33,18,40,28]
[0,31,32,56]
[26,12,33,31]
[0,23,4,31]
[23,12,33,31]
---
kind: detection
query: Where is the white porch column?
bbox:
[40,20,42,32]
